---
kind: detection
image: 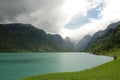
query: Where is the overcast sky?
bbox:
[0,0,120,41]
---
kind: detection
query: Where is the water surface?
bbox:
[0,52,113,80]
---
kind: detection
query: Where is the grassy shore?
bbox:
[22,53,120,80]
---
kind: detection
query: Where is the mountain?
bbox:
[0,23,73,52]
[86,21,120,48]
[77,21,120,51]
[86,24,120,55]
[64,37,75,51]
[48,34,74,51]
[77,35,91,51]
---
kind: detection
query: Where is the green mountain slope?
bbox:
[86,25,120,55]
[0,23,74,52]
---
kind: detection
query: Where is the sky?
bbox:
[0,0,120,41]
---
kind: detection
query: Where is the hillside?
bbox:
[0,23,74,52]
[86,24,120,55]
[77,21,120,51]
[77,35,91,51]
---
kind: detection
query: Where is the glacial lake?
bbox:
[0,52,113,80]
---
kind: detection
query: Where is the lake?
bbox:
[0,52,113,80]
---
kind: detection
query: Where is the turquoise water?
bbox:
[0,52,113,80]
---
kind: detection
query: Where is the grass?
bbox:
[22,52,120,80]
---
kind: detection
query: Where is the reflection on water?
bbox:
[0,58,51,63]
[0,52,113,80]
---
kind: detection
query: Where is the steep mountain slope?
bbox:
[0,23,73,52]
[77,21,120,51]
[86,21,120,48]
[48,34,74,51]
[64,37,75,51]
[86,24,120,54]
[77,35,91,51]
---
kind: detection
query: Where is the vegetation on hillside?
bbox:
[86,25,120,55]
[0,23,74,52]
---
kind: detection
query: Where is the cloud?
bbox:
[0,0,66,33]
[62,0,120,41]
[0,0,102,34]
[1,0,120,41]
[0,0,27,22]
[65,0,104,29]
